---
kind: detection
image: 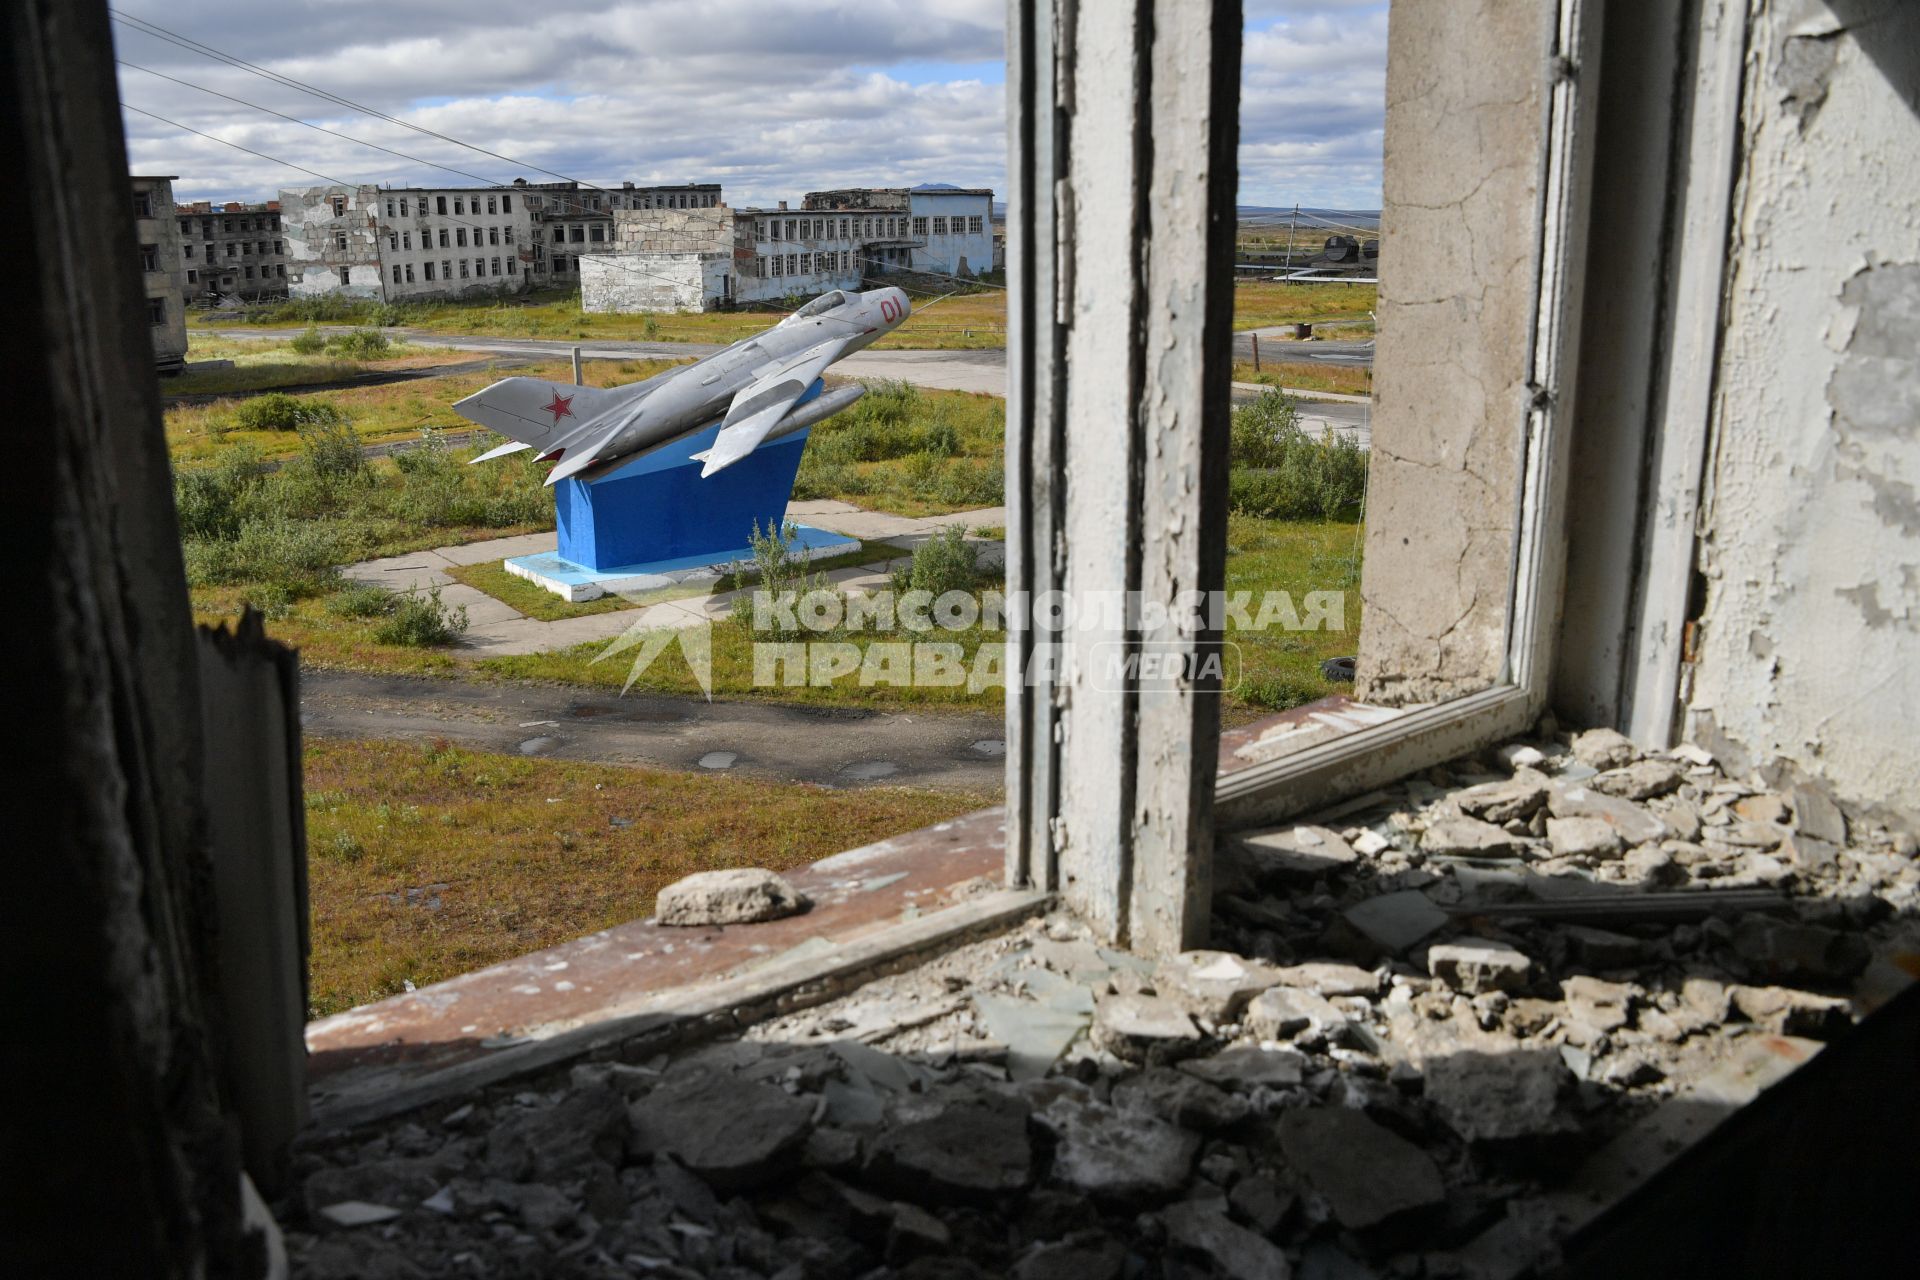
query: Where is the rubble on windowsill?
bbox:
[282,729,1920,1279]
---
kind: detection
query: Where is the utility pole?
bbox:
[1283,202,1299,273]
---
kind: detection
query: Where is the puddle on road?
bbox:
[697,751,738,770]
[839,760,901,780]
[517,736,558,755]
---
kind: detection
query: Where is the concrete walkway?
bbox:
[340,506,1008,658]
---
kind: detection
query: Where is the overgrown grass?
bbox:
[175,424,552,603]
[1229,280,1378,331]
[303,737,994,1016]
[1222,512,1365,720]
[794,381,1006,516]
[167,333,450,397]
[164,356,687,463]
[195,286,1012,350]
[1231,360,1373,397]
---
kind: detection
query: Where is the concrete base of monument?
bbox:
[503,524,861,603]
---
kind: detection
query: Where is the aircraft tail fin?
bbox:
[451,377,636,448]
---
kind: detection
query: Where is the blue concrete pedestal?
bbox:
[502,422,860,602]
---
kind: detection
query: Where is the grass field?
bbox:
[1231,360,1373,397]
[303,737,993,1016]
[164,353,687,463]
[189,280,1377,348]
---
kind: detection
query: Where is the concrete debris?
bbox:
[629,1069,813,1191]
[1236,824,1360,882]
[1155,950,1284,1022]
[1427,939,1533,994]
[654,867,808,927]
[284,726,1913,1280]
[1589,758,1686,800]
[1342,889,1449,952]
[1246,985,1350,1043]
[1425,1049,1579,1148]
[1162,1200,1294,1278]
[1422,815,1524,858]
[1277,1107,1445,1236]
[1036,1090,1199,1201]
[1454,777,1550,823]
[1090,992,1204,1063]
[1546,815,1625,859]
[1570,727,1637,771]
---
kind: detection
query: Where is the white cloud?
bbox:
[114,0,1382,211]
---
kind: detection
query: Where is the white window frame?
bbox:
[1005,0,1602,949]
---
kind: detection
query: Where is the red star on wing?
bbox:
[542,392,576,425]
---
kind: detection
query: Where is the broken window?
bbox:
[133,190,152,217]
[457,229,467,248]
[570,226,584,243]
[436,195,447,215]
[454,198,465,215]
[400,198,409,217]
[438,229,449,248]
[424,262,435,281]
[145,295,164,324]
[476,256,487,275]
[226,243,236,257]
[386,200,396,218]
[404,263,414,283]
[186,269,197,284]
[459,260,469,278]
[507,258,516,275]
[330,195,347,217]
[244,265,254,280]
[487,197,497,214]
[391,264,401,284]
[502,195,512,213]
[488,228,499,246]
[334,234,346,252]
[490,257,501,276]
[590,226,603,242]
[183,243,194,260]
[504,227,514,245]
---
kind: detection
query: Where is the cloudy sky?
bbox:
[113,1,1386,212]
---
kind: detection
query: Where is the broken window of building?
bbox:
[436,195,447,215]
[404,263,414,283]
[338,266,348,285]
[145,295,163,323]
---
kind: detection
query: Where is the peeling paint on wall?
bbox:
[1684,0,1920,824]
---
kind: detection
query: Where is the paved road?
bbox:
[301,669,1007,793]
[1232,334,1375,368]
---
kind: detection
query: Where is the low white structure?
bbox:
[579,251,732,312]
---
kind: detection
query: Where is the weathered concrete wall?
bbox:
[610,206,735,253]
[132,176,187,369]
[580,252,727,312]
[1684,1,1920,823]
[1354,0,1552,705]
[283,184,382,299]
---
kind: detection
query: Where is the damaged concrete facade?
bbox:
[283,180,726,302]
[132,174,187,373]
[176,200,287,302]
[805,184,996,278]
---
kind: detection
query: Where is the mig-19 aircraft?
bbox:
[452,286,910,485]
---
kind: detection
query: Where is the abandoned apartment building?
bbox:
[132,172,188,373]
[177,199,291,303]
[280,180,724,302]
[581,185,997,312]
[13,0,1920,1277]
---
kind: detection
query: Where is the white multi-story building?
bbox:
[281,179,724,302]
[803,184,995,279]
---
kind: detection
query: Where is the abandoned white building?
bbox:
[17,0,1920,1277]
[176,200,288,302]
[580,184,998,313]
[805,183,996,278]
[131,173,187,372]
[281,180,725,302]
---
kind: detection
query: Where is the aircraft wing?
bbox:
[699,339,850,478]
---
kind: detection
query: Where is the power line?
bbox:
[122,104,351,187]
[117,58,505,188]
[110,10,605,193]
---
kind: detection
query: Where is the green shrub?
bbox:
[373,588,469,647]
[1237,670,1325,711]
[327,582,397,618]
[172,447,263,541]
[235,392,345,432]
[892,525,981,599]
[296,417,367,481]
[241,582,295,620]
[326,327,391,359]
[1225,389,1369,521]
[740,520,835,641]
[289,326,327,355]
[933,459,1005,507]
